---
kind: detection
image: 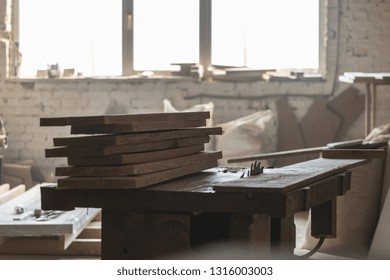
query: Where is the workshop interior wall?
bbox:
[0,0,390,177]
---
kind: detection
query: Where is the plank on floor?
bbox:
[0,184,100,236]
[46,136,210,158]
[0,184,26,206]
[0,184,10,195]
[321,149,386,159]
[0,237,101,256]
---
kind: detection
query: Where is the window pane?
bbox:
[212,0,319,70]
[19,0,121,77]
[133,0,199,71]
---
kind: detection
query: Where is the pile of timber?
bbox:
[0,183,101,257]
[41,111,223,189]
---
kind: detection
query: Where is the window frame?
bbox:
[14,0,326,79]
[122,0,212,77]
[123,0,326,79]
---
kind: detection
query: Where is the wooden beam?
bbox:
[70,119,207,134]
[67,144,205,166]
[0,184,10,195]
[57,159,219,189]
[227,139,365,164]
[46,136,209,158]
[0,184,26,206]
[53,127,223,147]
[228,146,324,163]
[40,111,210,126]
[56,151,222,176]
[321,149,386,159]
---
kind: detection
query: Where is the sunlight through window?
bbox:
[19,0,121,77]
[212,0,319,70]
[133,0,199,71]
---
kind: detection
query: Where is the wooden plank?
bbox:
[299,97,341,148]
[40,111,210,126]
[93,210,102,221]
[227,139,366,163]
[40,116,70,126]
[228,146,323,163]
[274,99,307,167]
[0,237,101,256]
[63,238,101,256]
[57,159,219,189]
[0,184,10,195]
[61,209,101,250]
[3,163,34,188]
[213,158,368,194]
[0,184,100,236]
[77,221,101,239]
[56,151,222,176]
[0,236,66,254]
[0,218,101,255]
[328,87,365,141]
[53,127,223,147]
[46,136,209,158]
[70,119,207,134]
[2,175,23,187]
[67,144,205,166]
[0,184,26,206]
[321,149,386,159]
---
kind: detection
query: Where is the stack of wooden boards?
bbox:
[41,112,223,189]
[0,183,101,257]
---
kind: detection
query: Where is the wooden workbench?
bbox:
[40,158,368,259]
[339,72,390,135]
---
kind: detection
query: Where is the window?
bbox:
[17,0,322,78]
[18,0,121,77]
[125,0,321,76]
[133,0,199,71]
[212,0,319,70]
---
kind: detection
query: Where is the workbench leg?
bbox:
[101,209,190,260]
[248,214,272,254]
[270,215,296,258]
[311,199,337,238]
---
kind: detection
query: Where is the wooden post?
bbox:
[270,215,296,258]
[311,198,337,238]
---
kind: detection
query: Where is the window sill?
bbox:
[262,72,324,82]
[6,74,199,83]
[6,72,325,84]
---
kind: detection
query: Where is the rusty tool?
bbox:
[240,161,264,178]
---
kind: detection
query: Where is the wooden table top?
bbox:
[213,158,368,194]
[40,158,368,217]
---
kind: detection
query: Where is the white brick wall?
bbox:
[0,0,390,176]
